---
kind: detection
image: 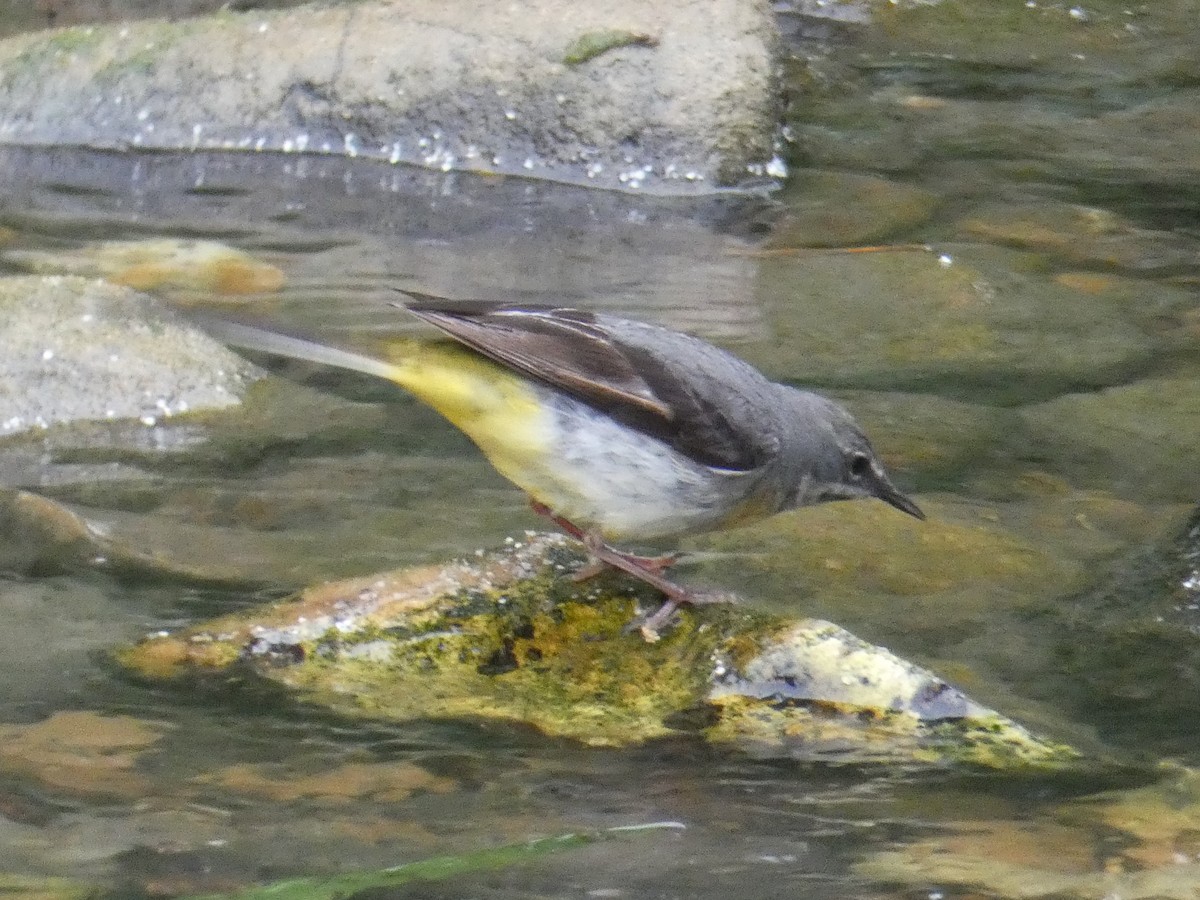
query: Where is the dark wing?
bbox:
[396,291,781,471]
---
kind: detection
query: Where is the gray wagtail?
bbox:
[206,292,924,635]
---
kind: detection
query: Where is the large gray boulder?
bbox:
[0,0,782,193]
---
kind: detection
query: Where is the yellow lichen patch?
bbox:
[199,760,456,804]
[273,583,720,747]
[705,694,929,763]
[0,711,165,798]
[114,634,215,679]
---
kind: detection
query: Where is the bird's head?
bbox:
[778,388,924,520]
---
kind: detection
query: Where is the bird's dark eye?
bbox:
[848,453,872,478]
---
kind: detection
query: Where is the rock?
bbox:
[0,275,256,436]
[688,496,1083,642]
[0,0,781,193]
[787,3,1200,209]
[0,486,344,586]
[829,388,1022,480]
[0,711,165,799]
[958,201,1198,274]
[1041,506,1200,753]
[745,244,1183,402]
[856,765,1200,900]
[763,169,939,249]
[4,238,286,294]
[1020,376,1200,503]
[114,532,1078,768]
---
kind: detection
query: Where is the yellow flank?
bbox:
[380,340,552,487]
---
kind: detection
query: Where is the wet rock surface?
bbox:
[0,0,781,193]
[5,237,286,295]
[1020,377,1200,504]
[857,765,1200,900]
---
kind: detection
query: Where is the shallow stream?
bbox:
[0,1,1198,897]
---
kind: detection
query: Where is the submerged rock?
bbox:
[1042,505,1200,754]
[1020,376,1200,504]
[746,245,1176,403]
[763,169,939,249]
[856,764,1200,900]
[4,238,285,295]
[0,711,165,799]
[957,201,1198,274]
[115,532,1078,768]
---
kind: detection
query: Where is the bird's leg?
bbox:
[528,500,712,639]
[579,531,693,639]
[528,500,679,580]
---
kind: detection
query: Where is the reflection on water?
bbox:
[1,1,1199,895]
[0,146,772,341]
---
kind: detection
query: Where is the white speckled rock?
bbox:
[0,275,256,435]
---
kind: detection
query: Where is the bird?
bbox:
[204,291,924,637]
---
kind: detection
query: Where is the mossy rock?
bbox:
[115,533,1079,769]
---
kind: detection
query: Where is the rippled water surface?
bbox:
[0,1,1198,897]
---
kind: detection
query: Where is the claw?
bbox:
[529,499,733,641]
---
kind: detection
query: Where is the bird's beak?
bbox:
[874,476,925,520]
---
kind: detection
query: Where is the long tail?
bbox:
[198,317,402,383]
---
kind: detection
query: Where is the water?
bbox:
[0,1,1198,896]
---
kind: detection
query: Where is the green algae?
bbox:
[183,822,683,900]
[562,29,657,65]
[44,26,104,56]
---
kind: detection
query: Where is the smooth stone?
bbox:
[746,244,1170,402]
[957,201,1198,273]
[4,237,286,295]
[764,169,938,248]
[1020,376,1200,503]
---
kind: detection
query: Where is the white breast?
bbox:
[508,387,763,541]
